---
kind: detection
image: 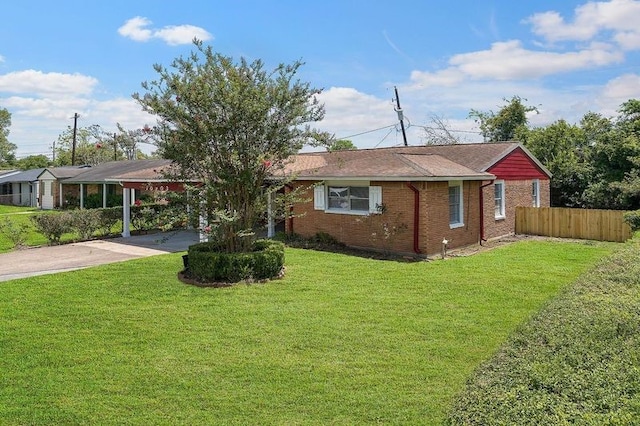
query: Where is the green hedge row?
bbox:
[186,239,285,283]
[29,203,190,245]
[446,238,640,425]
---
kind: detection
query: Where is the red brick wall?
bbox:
[288,181,415,254]
[289,180,484,257]
[482,179,551,240]
[422,181,481,255]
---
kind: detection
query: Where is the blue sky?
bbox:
[2,0,640,158]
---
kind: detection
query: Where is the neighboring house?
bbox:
[285,142,551,257]
[37,166,91,209]
[60,159,173,209]
[0,168,45,207]
[37,160,174,210]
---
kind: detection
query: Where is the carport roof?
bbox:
[61,159,173,183]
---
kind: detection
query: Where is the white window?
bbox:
[328,186,369,212]
[494,181,505,219]
[449,181,464,228]
[314,184,382,215]
[532,179,540,207]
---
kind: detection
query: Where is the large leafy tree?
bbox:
[133,41,329,252]
[520,120,592,207]
[469,96,538,142]
[115,123,154,160]
[16,154,51,170]
[521,101,640,209]
[0,107,17,166]
[328,139,356,151]
[54,124,114,166]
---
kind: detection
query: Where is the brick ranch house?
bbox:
[285,142,551,257]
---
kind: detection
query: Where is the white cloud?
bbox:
[3,96,90,119]
[451,40,623,80]
[597,73,640,114]
[409,40,623,84]
[315,87,402,147]
[117,16,153,42]
[614,30,640,49]
[0,70,98,96]
[409,69,465,88]
[154,25,213,46]
[118,16,212,45]
[525,0,640,49]
[6,94,158,157]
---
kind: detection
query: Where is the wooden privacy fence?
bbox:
[515,206,633,243]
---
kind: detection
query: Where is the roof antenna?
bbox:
[393,86,408,146]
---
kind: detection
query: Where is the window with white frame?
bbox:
[494,180,505,219]
[314,184,382,215]
[449,181,464,227]
[532,179,540,207]
[328,186,369,212]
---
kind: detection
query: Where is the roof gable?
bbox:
[487,146,551,179]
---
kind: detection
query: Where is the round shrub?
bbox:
[623,210,640,232]
[186,239,284,283]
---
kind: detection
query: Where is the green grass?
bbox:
[447,237,640,425]
[0,240,614,425]
[0,205,37,215]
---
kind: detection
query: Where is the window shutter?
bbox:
[369,186,382,213]
[314,185,325,210]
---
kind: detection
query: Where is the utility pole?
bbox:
[71,113,79,165]
[394,86,408,146]
[113,133,118,161]
[52,140,56,163]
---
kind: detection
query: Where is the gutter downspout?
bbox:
[479,180,495,245]
[406,182,422,254]
[285,184,294,235]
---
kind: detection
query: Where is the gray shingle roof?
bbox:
[0,168,46,183]
[61,159,173,183]
[287,142,549,181]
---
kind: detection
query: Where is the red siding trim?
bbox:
[487,147,549,180]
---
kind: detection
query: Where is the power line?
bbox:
[335,123,397,140]
[407,123,481,134]
[374,128,395,148]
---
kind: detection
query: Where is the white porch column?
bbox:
[59,183,63,208]
[122,188,131,237]
[131,188,136,205]
[198,201,208,243]
[102,184,107,208]
[186,190,192,229]
[267,191,275,238]
[80,183,84,209]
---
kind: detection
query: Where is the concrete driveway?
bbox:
[0,230,200,282]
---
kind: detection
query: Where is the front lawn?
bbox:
[0,240,613,424]
[0,205,37,215]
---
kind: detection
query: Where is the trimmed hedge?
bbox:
[446,238,640,425]
[623,209,640,232]
[186,239,285,283]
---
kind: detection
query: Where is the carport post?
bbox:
[122,188,131,237]
[267,191,275,238]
